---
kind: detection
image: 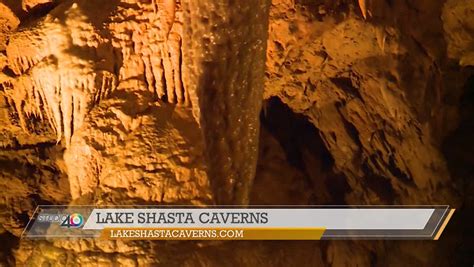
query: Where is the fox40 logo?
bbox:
[37,213,84,228]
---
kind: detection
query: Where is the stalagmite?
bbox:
[182,0,271,205]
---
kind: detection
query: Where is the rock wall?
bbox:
[0,0,473,266]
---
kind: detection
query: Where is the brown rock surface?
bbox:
[0,2,19,51]
[0,0,473,266]
[443,0,474,66]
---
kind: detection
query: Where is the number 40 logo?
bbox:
[60,213,84,228]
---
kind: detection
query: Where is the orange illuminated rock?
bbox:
[0,0,472,265]
[0,2,20,50]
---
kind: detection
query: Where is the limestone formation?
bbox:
[182,0,271,205]
[2,0,118,146]
[0,0,473,265]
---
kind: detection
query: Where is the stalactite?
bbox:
[111,0,186,105]
[161,0,176,38]
[3,0,186,147]
[150,52,166,99]
[182,0,271,205]
[2,2,118,146]
[169,31,185,104]
[358,0,368,19]
[2,61,117,146]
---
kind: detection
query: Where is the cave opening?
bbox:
[258,97,350,204]
[260,97,333,171]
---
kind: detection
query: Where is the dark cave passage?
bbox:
[261,97,332,170]
[257,97,350,204]
[442,74,474,266]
